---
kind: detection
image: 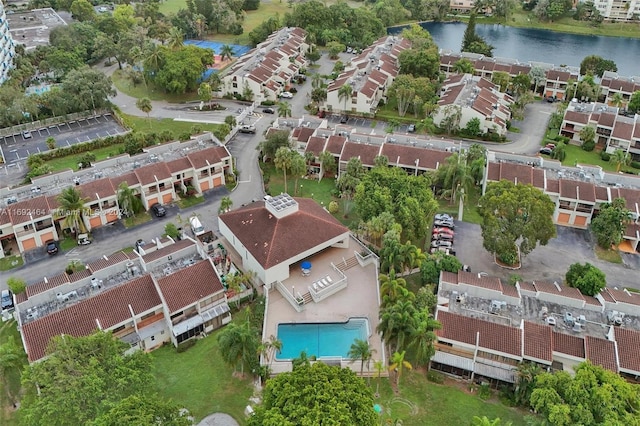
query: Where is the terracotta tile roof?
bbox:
[532,169,545,189]
[27,273,70,298]
[141,239,195,263]
[186,146,230,170]
[443,74,465,85]
[380,144,450,170]
[501,283,520,298]
[78,177,116,202]
[21,274,162,362]
[305,136,327,156]
[110,172,139,188]
[595,186,609,202]
[87,251,132,273]
[585,335,618,372]
[532,281,585,301]
[219,198,348,269]
[564,111,590,125]
[511,64,531,75]
[167,157,193,173]
[67,268,92,283]
[603,287,640,306]
[598,112,616,128]
[546,69,572,81]
[340,141,382,167]
[0,209,12,225]
[614,328,640,373]
[476,78,496,90]
[8,195,52,224]
[518,281,537,293]
[487,162,500,181]
[440,271,459,284]
[612,121,634,140]
[436,310,522,357]
[458,270,503,292]
[599,288,616,303]
[624,223,640,239]
[552,331,585,358]
[295,127,315,143]
[156,259,224,314]
[15,292,27,304]
[583,296,602,307]
[523,321,553,362]
[546,179,560,194]
[439,83,464,105]
[559,179,595,203]
[134,162,172,186]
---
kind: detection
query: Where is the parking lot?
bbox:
[1,114,127,164]
[325,114,416,134]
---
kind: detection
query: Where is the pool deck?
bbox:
[264,238,385,375]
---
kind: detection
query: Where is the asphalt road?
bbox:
[1,114,126,164]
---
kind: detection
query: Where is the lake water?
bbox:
[388,22,640,76]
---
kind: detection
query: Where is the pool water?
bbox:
[276,318,369,360]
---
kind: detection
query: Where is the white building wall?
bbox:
[0,0,15,85]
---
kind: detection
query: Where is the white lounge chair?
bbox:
[313,283,319,292]
[326,276,333,284]
[321,278,329,287]
[317,281,326,289]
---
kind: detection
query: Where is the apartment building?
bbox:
[593,0,640,21]
[434,74,513,136]
[0,0,15,84]
[324,35,411,115]
[559,100,640,157]
[0,139,232,256]
[220,27,308,102]
[600,71,640,106]
[433,270,640,384]
[17,238,232,362]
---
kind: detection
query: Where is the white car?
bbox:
[280,92,293,99]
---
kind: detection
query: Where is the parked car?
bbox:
[340,115,348,123]
[433,233,454,242]
[434,220,455,229]
[239,125,256,134]
[435,213,453,221]
[22,130,32,139]
[77,233,91,245]
[280,92,293,99]
[1,289,14,310]
[545,143,556,149]
[431,240,453,248]
[151,203,167,217]
[46,240,59,255]
[432,227,455,236]
[539,147,553,155]
[407,124,416,133]
[262,107,275,114]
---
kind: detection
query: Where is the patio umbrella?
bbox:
[301,261,312,270]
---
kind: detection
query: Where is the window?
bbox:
[90,203,99,210]
[113,325,125,333]
[141,312,155,320]
[159,182,165,190]
[150,336,155,341]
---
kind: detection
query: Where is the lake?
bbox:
[389,22,640,76]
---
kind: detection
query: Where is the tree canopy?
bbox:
[579,55,618,77]
[590,197,630,249]
[629,91,640,114]
[461,13,493,57]
[478,180,556,261]
[530,362,640,426]
[248,362,377,426]
[20,332,186,426]
[565,262,606,296]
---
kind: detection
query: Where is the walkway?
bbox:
[197,413,240,426]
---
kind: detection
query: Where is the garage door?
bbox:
[147,198,158,208]
[546,90,553,98]
[40,232,54,244]
[200,180,210,191]
[22,238,36,250]
[89,216,102,228]
[162,193,173,204]
[557,213,570,224]
[573,215,588,227]
[213,177,222,187]
[106,211,119,222]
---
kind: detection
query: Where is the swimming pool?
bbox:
[276,318,369,360]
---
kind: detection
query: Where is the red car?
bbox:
[432,227,454,236]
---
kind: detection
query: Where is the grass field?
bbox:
[437,186,483,225]
[594,245,623,263]
[0,255,23,271]
[0,321,27,426]
[122,114,225,135]
[46,143,125,172]
[111,70,199,103]
[150,315,253,423]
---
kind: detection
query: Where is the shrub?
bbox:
[176,339,197,352]
[426,370,445,384]
[631,161,640,169]
[328,201,339,214]
[582,139,596,152]
[600,151,611,161]
[498,249,518,266]
[478,383,492,400]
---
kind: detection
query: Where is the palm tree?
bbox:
[373,360,385,396]
[217,319,258,377]
[167,27,184,50]
[220,44,235,61]
[514,362,543,406]
[57,187,88,235]
[136,97,153,128]
[290,152,307,196]
[258,335,282,370]
[277,101,291,117]
[612,148,631,172]
[318,151,336,179]
[219,196,233,214]
[144,43,164,77]
[408,312,441,367]
[389,350,412,387]
[529,66,546,96]
[0,336,24,406]
[453,58,474,74]
[610,92,624,108]
[472,416,509,426]
[117,182,142,218]
[198,82,213,110]
[208,73,221,93]
[274,147,294,193]
[347,338,377,380]
[311,73,324,89]
[338,83,352,114]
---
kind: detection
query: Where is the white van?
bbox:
[189,216,205,236]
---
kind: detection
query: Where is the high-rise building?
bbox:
[0,0,16,85]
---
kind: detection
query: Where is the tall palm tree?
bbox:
[318,151,335,179]
[373,360,385,395]
[258,335,282,370]
[220,44,235,61]
[144,43,164,77]
[274,147,294,193]
[311,73,324,89]
[167,27,184,50]
[453,58,474,74]
[277,101,291,117]
[389,350,412,387]
[612,148,631,172]
[347,338,376,380]
[610,92,624,108]
[408,311,441,367]
[338,83,352,114]
[216,319,258,376]
[0,335,24,406]
[57,187,88,235]
[290,152,307,196]
[219,196,233,214]
[117,182,142,218]
[471,416,508,426]
[136,97,153,128]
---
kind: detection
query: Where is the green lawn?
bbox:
[150,319,253,423]
[0,255,23,271]
[594,246,623,264]
[0,321,27,426]
[437,187,483,225]
[46,144,125,173]
[111,70,200,103]
[123,212,152,228]
[376,371,530,425]
[177,195,206,209]
[121,114,225,135]
[59,235,78,252]
[559,144,639,174]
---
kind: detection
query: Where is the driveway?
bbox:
[503,101,557,154]
[453,221,640,291]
